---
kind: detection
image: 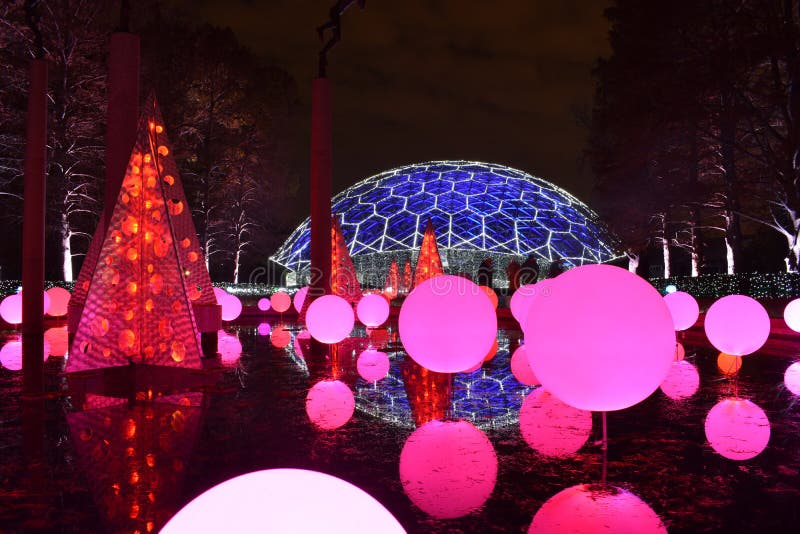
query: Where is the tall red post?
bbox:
[309,78,333,297]
[21,59,48,397]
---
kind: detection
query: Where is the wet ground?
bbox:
[1,321,800,533]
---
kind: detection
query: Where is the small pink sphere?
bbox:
[357,349,390,382]
[783,298,800,332]
[0,293,23,324]
[705,398,770,460]
[270,291,292,313]
[524,264,675,412]
[0,340,23,370]
[270,326,291,349]
[663,291,699,331]
[220,293,242,321]
[529,484,667,534]
[356,293,390,327]
[305,379,355,430]
[399,420,497,519]
[257,322,271,336]
[293,286,309,313]
[257,298,271,312]
[510,280,554,324]
[510,345,540,386]
[45,287,71,317]
[306,295,355,343]
[520,388,592,457]
[704,295,770,356]
[217,330,243,363]
[44,326,69,357]
[659,360,700,400]
[784,362,800,395]
[399,275,497,373]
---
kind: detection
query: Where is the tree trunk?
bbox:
[687,118,702,277]
[627,251,640,274]
[720,91,743,274]
[61,211,73,281]
[661,212,671,278]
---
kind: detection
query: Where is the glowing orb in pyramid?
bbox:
[704,398,770,460]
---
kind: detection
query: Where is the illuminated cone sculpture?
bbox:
[401,261,412,295]
[384,259,400,300]
[412,219,444,289]
[331,216,362,306]
[68,97,215,371]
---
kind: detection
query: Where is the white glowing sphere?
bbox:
[524,264,675,411]
[270,291,292,313]
[705,398,770,460]
[400,420,497,519]
[257,322,271,336]
[161,468,404,534]
[305,379,355,430]
[356,293,390,327]
[220,293,243,321]
[783,298,800,332]
[510,345,540,386]
[665,284,677,294]
[0,293,23,324]
[306,295,355,343]
[520,388,592,457]
[704,295,770,356]
[784,362,800,395]
[45,287,71,317]
[399,275,497,373]
[293,286,309,313]
[257,298,271,312]
[357,349,390,382]
[662,291,699,331]
[529,484,667,533]
[659,360,700,400]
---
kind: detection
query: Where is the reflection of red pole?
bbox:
[22,59,48,396]
[310,78,333,297]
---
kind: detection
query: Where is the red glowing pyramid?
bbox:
[384,259,399,300]
[331,216,362,306]
[401,261,412,295]
[412,220,444,289]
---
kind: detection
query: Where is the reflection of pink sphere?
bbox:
[704,295,769,356]
[529,484,667,534]
[293,329,310,357]
[257,322,271,336]
[356,294,390,327]
[479,286,498,309]
[400,420,497,519]
[42,291,51,315]
[399,275,497,373]
[357,349,390,382]
[305,380,355,430]
[217,330,243,363]
[783,299,800,332]
[44,326,69,357]
[270,291,292,313]
[784,362,800,395]
[293,286,309,313]
[220,293,242,321]
[510,280,554,324]
[160,468,404,534]
[307,295,354,343]
[257,298,270,312]
[520,388,592,457]
[0,293,23,324]
[705,398,770,460]
[270,326,291,349]
[510,345,540,386]
[659,360,700,400]
[524,264,675,411]
[0,340,23,370]
[47,287,71,316]
[663,291,699,331]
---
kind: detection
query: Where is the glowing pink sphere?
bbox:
[0,293,23,324]
[704,295,770,356]
[257,322,271,336]
[270,291,292,313]
[705,398,770,460]
[510,280,554,324]
[217,330,243,363]
[293,286,309,313]
[44,326,69,357]
[270,326,291,349]
[510,345,540,386]
[399,275,497,373]
[257,298,271,312]
[663,291,699,331]
[213,287,228,303]
[357,349,390,382]
[305,379,355,430]
[160,468,404,534]
[400,420,497,519]
[524,264,675,411]
[0,340,23,370]
[783,298,800,332]
[45,287,70,316]
[293,329,311,357]
[659,360,700,400]
[306,295,354,343]
[529,484,667,534]
[356,293,390,327]
[784,362,800,395]
[520,388,592,457]
[220,293,242,321]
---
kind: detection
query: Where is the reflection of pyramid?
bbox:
[68,97,213,371]
[412,220,444,289]
[384,259,399,299]
[331,216,362,306]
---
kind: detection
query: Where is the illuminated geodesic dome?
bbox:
[271,161,620,286]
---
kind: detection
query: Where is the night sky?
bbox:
[178,0,612,203]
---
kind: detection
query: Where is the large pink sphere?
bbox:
[161,468,404,534]
[704,295,770,356]
[510,280,554,324]
[357,349,390,382]
[0,293,23,324]
[520,388,592,457]
[783,298,800,332]
[663,291,699,331]
[524,264,675,411]
[510,345,540,386]
[704,398,770,460]
[257,298,271,311]
[399,420,497,519]
[293,286,309,313]
[399,275,497,373]
[45,287,70,316]
[659,360,700,400]
[305,379,355,430]
[529,484,667,534]
[356,293,390,327]
[270,291,292,313]
[220,293,242,321]
[784,362,800,395]
[306,295,355,343]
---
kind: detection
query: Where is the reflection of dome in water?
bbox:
[271,161,621,284]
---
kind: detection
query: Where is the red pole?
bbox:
[21,59,48,397]
[309,78,333,297]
